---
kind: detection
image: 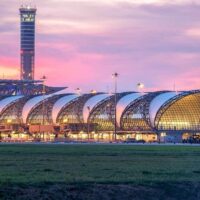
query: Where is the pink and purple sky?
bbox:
[1,0,200,92]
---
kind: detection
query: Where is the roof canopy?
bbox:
[52,94,79,124]
[149,92,180,126]
[116,93,143,126]
[22,94,52,123]
[0,96,24,114]
[83,94,110,123]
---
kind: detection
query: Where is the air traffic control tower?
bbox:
[19,6,36,80]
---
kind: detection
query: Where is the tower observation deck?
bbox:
[20,6,36,80]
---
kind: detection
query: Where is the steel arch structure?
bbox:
[89,92,133,132]
[120,91,168,131]
[154,90,200,132]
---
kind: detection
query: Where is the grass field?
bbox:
[0,144,200,199]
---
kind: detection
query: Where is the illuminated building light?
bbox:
[63,118,68,123]
[137,83,145,89]
[7,119,12,124]
[90,90,97,94]
[160,122,190,125]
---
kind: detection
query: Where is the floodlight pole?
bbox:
[41,75,46,141]
[112,73,118,142]
[75,88,81,95]
[87,106,90,142]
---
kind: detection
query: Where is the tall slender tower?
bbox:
[19,6,36,80]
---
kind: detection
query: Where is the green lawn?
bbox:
[0,144,200,199]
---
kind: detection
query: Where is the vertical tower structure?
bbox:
[20,6,36,80]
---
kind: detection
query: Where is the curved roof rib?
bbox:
[0,95,24,114]
[52,94,79,124]
[116,93,142,126]
[22,94,52,123]
[149,92,180,126]
[83,94,110,123]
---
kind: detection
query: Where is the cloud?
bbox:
[0,0,200,92]
[185,28,200,37]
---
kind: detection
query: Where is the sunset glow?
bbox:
[0,0,200,92]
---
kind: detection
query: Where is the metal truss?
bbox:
[121,91,168,131]
[27,94,67,125]
[0,79,66,96]
[0,97,30,124]
[89,92,132,132]
[57,94,101,125]
[89,96,114,131]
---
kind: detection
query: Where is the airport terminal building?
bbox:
[0,80,199,143]
[0,6,199,143]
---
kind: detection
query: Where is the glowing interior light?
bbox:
[63,118,68,123]
[7,119,12,124]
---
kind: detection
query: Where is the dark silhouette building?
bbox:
[20,6,36,80]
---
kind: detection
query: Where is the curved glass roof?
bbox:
[83,94,110,123]
[0,95,24,114]
[116,93,142,126]
[52,94,79,124]
[22,94,52,123]
[149,92,180,126]
[156,92,200,131]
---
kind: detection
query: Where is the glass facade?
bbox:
[0,91,200,142]
[57,94,95,125]
[27,95,64,125]
[120,92,165,131]
[89,97,115,131]
[121,99,152,131]
[155,93,200,131]
[89,94,131,131]
[0,98,29,124]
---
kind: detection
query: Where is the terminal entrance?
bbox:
[182,133,200,143]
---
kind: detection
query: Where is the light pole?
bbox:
[7,119,12,139]
[112,73,119,142]
[137,83,144,93]
[87,106,90,142]
[41,75,46,141]
[75,88,81,95]
[63,118,68,140]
